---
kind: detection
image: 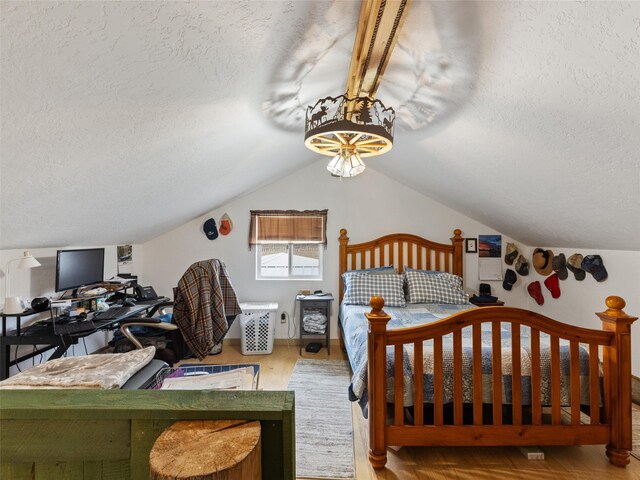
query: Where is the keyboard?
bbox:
[55,320,97,336]
[94,305,145,321]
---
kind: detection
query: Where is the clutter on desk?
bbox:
[95,298,110,312]
[83,287,108,295]
[106,276,131,284]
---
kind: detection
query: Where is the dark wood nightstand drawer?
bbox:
[300,300,329,309]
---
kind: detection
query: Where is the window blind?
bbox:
[248,210,328,248]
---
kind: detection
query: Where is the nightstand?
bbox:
[296,293,333,355]
[470,297,505,307]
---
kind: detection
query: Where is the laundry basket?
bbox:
[238,302,278,355]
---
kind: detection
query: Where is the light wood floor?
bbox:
[191,345,640,480]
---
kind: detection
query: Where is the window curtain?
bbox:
[248,210,328,249]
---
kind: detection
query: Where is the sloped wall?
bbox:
[141,161,524,341]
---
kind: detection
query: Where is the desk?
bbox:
[0,297,170,380]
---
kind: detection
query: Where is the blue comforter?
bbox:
[340,303,595,414]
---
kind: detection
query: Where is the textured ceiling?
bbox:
[1,1,639,251]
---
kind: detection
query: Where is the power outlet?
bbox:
[280,312,287,324]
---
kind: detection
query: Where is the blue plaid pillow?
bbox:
[341,266,395,293]
[404,271,469,304]
[403,266,438,274]
[343,273,406,307]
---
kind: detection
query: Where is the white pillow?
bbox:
[343,273,406,307]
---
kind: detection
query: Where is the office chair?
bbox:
[114,258,241,364]
[171,258,241,360]
[110,302,182,366]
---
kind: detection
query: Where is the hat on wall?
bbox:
[527,281,544,305]
[219,213,233,236]
[544,273,561,298]
[581,255,608,282]
[203,218,218,240]
[504,242,518,265]
[515,254,529,276]
[566,253,586,281]
[551,253,568,280]
[503,268,517,291]
[532,248,554,276]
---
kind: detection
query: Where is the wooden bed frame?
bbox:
[338,228,637,469]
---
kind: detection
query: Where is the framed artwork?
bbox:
[465,238,478,253]
[117,244,133,274]
[478,235,503,280]
[478,235,502,258]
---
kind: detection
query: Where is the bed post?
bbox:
[450,229,464,277]
[339,229,349,303]
[597,296,638,467]
[366,296,391,469]
[338,229,349,351]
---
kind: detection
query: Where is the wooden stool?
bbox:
[149,419,261,480]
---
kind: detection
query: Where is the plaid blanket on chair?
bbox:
[173,259,241,359]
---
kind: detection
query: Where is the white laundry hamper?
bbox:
[238,302,278,355]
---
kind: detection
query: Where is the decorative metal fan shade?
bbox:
[305,95,395,177]
[304,0,409,178]
[305,93,395,152]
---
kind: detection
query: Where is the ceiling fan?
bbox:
[304,0,411,178]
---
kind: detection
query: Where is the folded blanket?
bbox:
[0,347,156,389]
[303,312,327,334]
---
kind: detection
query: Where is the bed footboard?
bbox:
[366,295,637,469]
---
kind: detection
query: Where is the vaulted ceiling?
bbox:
[1,1,639,250]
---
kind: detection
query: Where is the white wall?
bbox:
[516,246,640,375]
[0,244,144,375]
[4,163,638,377]
[142,161,525,341]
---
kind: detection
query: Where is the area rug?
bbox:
[287,359,355,479]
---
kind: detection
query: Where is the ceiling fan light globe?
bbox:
[343,153,366,177]
[326,155,345,176]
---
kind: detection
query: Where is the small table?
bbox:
[296,294,333,355]
[470,297,505,307]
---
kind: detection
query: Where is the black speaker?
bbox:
[31,297,50,312]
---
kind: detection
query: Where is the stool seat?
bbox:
[149,419,261,479]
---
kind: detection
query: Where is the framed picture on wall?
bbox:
[117,244,133,274]
[465,238,478,253]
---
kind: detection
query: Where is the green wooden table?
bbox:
[0,389,295,479]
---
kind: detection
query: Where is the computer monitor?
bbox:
[55,248,105,297]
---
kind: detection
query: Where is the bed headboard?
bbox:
[338,229,465,303]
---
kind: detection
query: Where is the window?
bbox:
[249,210,327,280]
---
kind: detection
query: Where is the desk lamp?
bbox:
[3,251,41,314]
